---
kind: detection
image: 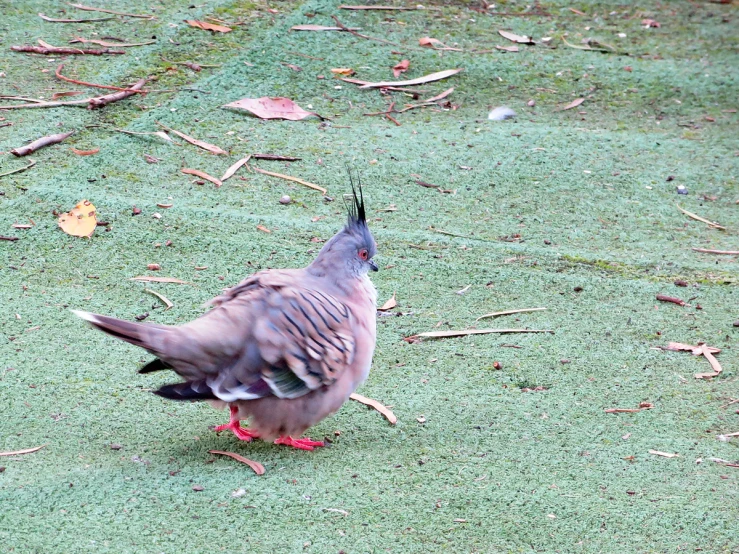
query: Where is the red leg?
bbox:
[274,435,325,451]
[214,405,260,442]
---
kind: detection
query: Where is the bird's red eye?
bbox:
[358,248,369,261]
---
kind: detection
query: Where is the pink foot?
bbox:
[214,406,260,442]
[274,436,325,451]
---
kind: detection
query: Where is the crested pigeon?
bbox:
[73,187,378,450]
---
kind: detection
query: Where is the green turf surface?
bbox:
[1,1,737,552]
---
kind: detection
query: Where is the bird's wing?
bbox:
[164,270,357,402]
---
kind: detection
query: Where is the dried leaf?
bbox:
[156,123,226,154]
[130,276,190,284]
[557,98,585,111]
[357,68,463,89]
[221,155,251,181]
[676,204,725,230]
[256,224,271,233]
[185,20,232,33]
[51,91,85,99]
[423,87,454,103]
[641,19,661,28]
[392,59,410,78]
[144,289,173,310]
[475,307,547,321]
[418,37,448,48]
[498,30,535,44]
[331,67,355,76]
[251,167,327,194]
[223,96,323,121]
[495,45,519,52]
[416,328,552,339]
[181,168,222,187]
[0,444,46,457]
[208,450,265,475]
[350,393,397,424]
[649,450,679,458]
[379,292,397,311]
[57,199,97,238]
[70,147,99,156]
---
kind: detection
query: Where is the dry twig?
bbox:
[677,204,725,230]
[88,77,147,109]
[692,247,739,255]
[11,131,74,157]
[251,167,327,194]
[56,63,147,93]
[476,307,547,321]
[0,445,46,456]
[0,159,36,178]
[11,42,124,55]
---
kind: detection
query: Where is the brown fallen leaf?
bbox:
[223,96,323,121]
[498,30,535,44]
[208,450,265,475]
[423,87,455,103]
[676,204,725,230]
[145,289,173,310]
[251,167,327,194]
[58,199,97,238]
[378,292,397,311]
[475,307,547,321]
[350,393,397,424]
[392,59,410,78]
[256,224,271,233]
[181,168,223,187]
[356,69,463,89]
[221,155,251,181]
[664,342,723,380]
[417,328,552,339]
[130,276,190,284]
[331,67,355,76]
[70,147,99,156]
[185,20,232,33]
[558,98,585,111]
[147,264,161,271]
[0,444,46,457]
[649,450,678,458]
[51,91,85,100]
[156,123,227,155]
[418,37,462,51]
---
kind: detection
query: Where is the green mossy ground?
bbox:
[1,1,737,552]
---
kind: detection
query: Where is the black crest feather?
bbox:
[346,171,366,227]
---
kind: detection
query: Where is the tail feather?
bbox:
[72,309,169,354]
[139,358,173,374]
[155,380,216,401]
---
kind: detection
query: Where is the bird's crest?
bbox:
[345,171,367,231]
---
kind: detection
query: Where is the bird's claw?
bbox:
[274,436,325,451]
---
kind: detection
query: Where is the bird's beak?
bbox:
[368,259,379,272]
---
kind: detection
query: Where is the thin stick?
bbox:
[476,307,547,321]
[677,203,725,230]
[88,77,146,109]
[70,37,157,47]
[11,44,125,55]
[56,63,147,93]
[252,153,301,161]
[144,289,173,310]
[692,247,739,255]
[0,159,36,178]
[331,15,396,45]
[339,5,417,9]
[11,131,74,157]
[68,3,155,19]
[0,236,20,241]
[416,328,553,339]
[0,99,90,109]
[251,166,327,194]
[0,445,46,457]
[39,13,114,22]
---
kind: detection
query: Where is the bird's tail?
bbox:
[71,309,170,355]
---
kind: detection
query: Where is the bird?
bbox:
[73,185,378,450]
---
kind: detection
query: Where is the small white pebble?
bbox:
[527,99,535,107]
[152,213,162,219]
[334,86,342,90]
[618,33,627,38]
[232,488,247,497]
[279,195,291,205]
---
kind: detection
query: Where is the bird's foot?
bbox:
[214,406,260,442]
[274,435,325,451]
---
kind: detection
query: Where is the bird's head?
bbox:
[309,182,378,280]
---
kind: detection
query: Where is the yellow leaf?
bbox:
[57,199,97,238]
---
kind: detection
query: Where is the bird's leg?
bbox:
[214,405,260,442]
[274,435,325,451]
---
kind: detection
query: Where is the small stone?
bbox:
[676,185,688,195]
[488,106,516,121]
[110,443,123,450]
[560,359,571,364]
[544,239,552,245]
[135,312,149,321]
[733,320,739,327]
[493,361,502,370]
[147,264,161,271]
[666,175,675,182]
[132,206,142,215]
[527,99,535,107]
[279,195,291,205]
[674,279,688,287]
[192,484,204,492]
[573,286,583,292]
[0,467,5,473]
[165,240,173,247]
